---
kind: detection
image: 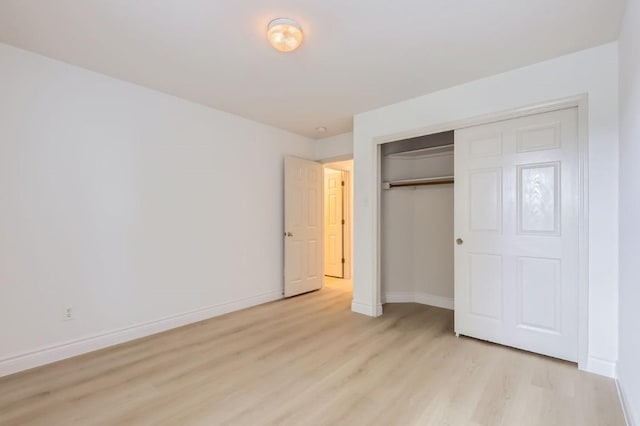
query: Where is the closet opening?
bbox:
[376,103,585,364]
[323,159,353,294]
[381,131,455,309]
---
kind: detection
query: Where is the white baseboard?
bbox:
[583,356,617,378]
[383,292,454,310]
[617,375,637,426]
[382,291,414,304]
[351,301,383,317]
[0,290,282,378]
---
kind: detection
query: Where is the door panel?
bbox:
[469,168,502,232]
[324,168,344,278]
[284,157,323,297]
[516,122,561,152]
[517,256,561,333]
[469,134,503,158]
[517,162,560,235]
[455,107,579,362]
[469,253,503,320]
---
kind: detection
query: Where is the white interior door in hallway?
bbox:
[324,168,345,278]
[454,107,580,362]
[284,157,323,297]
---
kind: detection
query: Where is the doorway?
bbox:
[323,160,353,288]
[282,157,353,298]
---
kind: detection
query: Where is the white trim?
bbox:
[351,301,382,317]
[617,376,637,426]
[375,143,384,315]
[343,169,352,280]
[322,160,353,280]
[0,290,282,378]
[383,292,454,310]
[373,96,589,145]
[382,292,416,304]
[341,168,352,280]
[574,96,590,373]
[373,95,592,372]
[318,154,354,164]
[585,356,617,378]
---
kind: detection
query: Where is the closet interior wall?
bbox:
[381,134,454,306]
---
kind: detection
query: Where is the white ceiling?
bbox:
[0,0,626,138]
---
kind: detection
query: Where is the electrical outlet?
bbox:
[63,305,73,321]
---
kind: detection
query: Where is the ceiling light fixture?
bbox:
[267,18,303,52]
[316,126,327,133]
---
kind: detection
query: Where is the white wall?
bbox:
[353,43,619,377]
[617,0,640,422]
[0,43,314,376]
[381,152,454,308]
[313,132,353,161]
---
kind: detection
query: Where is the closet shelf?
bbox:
[383,176,454,189]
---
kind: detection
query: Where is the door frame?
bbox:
[321,160,353,280]
[372,95,589,370]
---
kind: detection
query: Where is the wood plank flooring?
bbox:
[0,279,625,425]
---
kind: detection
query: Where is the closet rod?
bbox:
[383,176,454,189]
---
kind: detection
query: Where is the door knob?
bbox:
[456,238,464,245]
[286,232,294,237]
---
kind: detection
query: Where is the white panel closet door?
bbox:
[324,168,345,278]
[454,107,579,362]
[284,157,324,297]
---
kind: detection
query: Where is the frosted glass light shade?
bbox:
[267,18,303,52]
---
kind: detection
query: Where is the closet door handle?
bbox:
[456,238,464,245]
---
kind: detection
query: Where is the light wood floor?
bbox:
[0,279,625,425]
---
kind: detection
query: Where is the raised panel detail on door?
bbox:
[516,122,561,152]
[469,254,503,320]
[518,162,560,235]
[308,187,319,226]
[292,183,303,227]
[469,168,502,233]
[308,239,319,279]
[455,106,579,363]
[290,240,303,283]
[328,194,337,223]
[327,234,337,267]
[284,157,324,297]
[324,168,344,278]
[517,257,561,334]
[469,133,503,158]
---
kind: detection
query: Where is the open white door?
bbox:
[284,156,323,297]
[454,107,580,362]
[324,168,345,278]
